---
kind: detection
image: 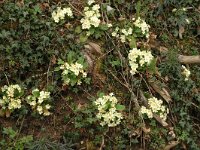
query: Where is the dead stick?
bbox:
[178,55,200,64]
[150,44,200,64]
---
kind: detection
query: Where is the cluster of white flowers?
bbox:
[112,27,133,43]
[107,23,112,28]
[80,1,101,29]
[185,18,190,24]
[134,17,150,38]
[140,97,169,121]
[172,7,187,13]
[52,7,73,23]
[0,84,23,111]
[128,48,154,75]
[59,61,87,85]
[26,89,51,116]
[94,93,123,127]
[181,65,190,81]
[88,0,95,5]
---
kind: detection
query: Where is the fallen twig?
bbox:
[150,44,200,64]
[178,55,200,64]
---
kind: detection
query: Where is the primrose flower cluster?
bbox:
[94,93,123,127]
[26,89,51,116]
[112,27,133,43]
[140,97,169,121]
[59,61,87,86]
[80,0,101,29]
[134,17,150,38]
[181,65,190,81]
[0,84,23,112]
[128,48,154,75]
[52,7,73,23]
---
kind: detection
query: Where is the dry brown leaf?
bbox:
[83,42,106,87]
[83,52,94,72]
[40,2,49,11]
[179,26,185,39]
[77,103,84,110]
[86,140,96,150]
[0,109,5,117]
[5,109,11,118]
[148,79,172,103]
[131,128,141,136]
[142,126,151,133]
[0,0,4,4]
[86,42,102,55]
[51,55,57,65]
[159,46,168,52]
[197,26,200,35]
[153,114,169,127]
[164,141,179,150]
[162,88,171,99]
[16,0,24,7]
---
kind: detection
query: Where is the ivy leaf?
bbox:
[115,104,125,111]
[54,67,60,71]
[57,59,64,65]
[33,4,42,14]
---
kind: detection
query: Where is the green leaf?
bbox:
[57,59,64,65]
[110,60,121,67]
[99,24,109,31]
[69,75,78,86]
[67,51,75,63]
[115,104,125,111]
[129,36,137,48]
[147,58,157,74]
[135,1,141,18]
[84,77,91,84]
[79,33,88,43]
[75,26,82,34]
[98,92,104,98]
[32,89,40,98]
[33,4,41,14]
[54,67,60,71]
[3,127,17,139]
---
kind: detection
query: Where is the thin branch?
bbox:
[4,73,10,85]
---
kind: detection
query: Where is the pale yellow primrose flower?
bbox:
[81,1,101,30]
[52,7,73,23]
[88,0,95,5]
[0,84,23,112]
[95,93,123,127]
[59,61,87,86]
[134,17,150,38]
[27,89,51,116]
[182,65,190,81]
[128,48,154,75]
[140,97,169,121]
